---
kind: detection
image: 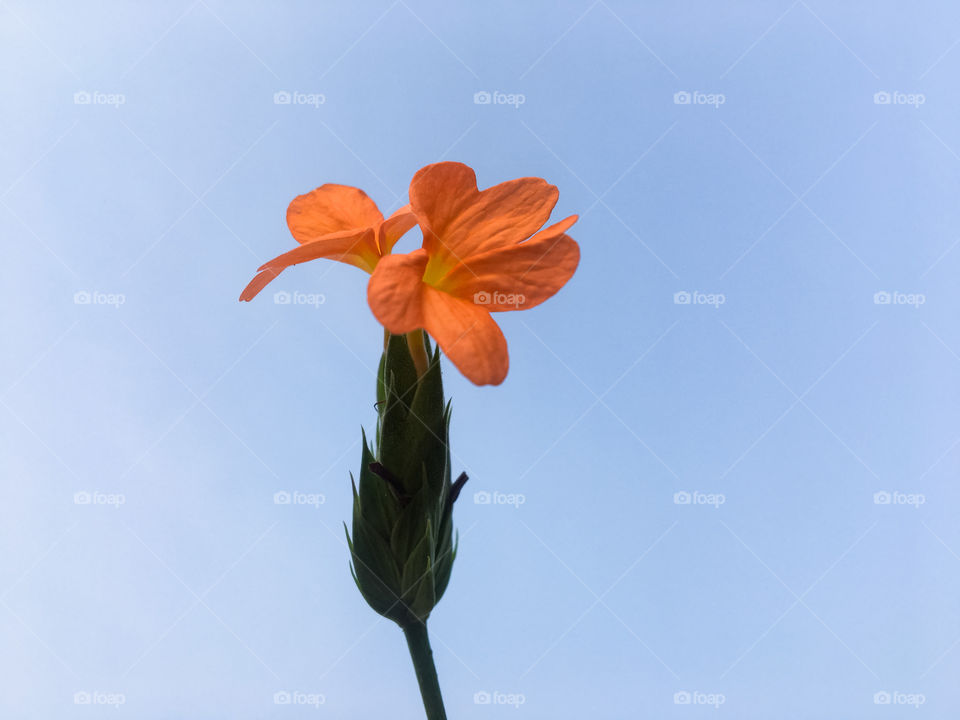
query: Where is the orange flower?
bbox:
[367,162,579,386]
[239,184,415,301]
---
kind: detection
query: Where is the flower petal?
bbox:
[409,162,559,267]
[368,250,509,385]
[420,287,509,386]
[286,184,384,244]
[240,228,376,302]
[365,249,429,333]
[436,215,579,311]
[378,204,417,255]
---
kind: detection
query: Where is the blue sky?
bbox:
[2,1,960,717]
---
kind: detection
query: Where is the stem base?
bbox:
[403,621,447,720]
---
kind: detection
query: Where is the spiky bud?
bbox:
[346,332,466,628]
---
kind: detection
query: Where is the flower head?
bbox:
[368,162,579,386]
[239,184,415,301]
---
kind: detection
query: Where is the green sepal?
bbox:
[356,429,393,538]
[433,530,457,603]
[350,515,403,619]
[400,524,437,621]
[348,332,464,629]
[390,481,428,565]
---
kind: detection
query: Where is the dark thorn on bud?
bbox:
[368,461,410,506]
[449,472,469,506]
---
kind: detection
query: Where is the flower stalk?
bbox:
[345,331,463,719]
[403,620,447,720]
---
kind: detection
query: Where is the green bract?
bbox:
[345,332,465,628]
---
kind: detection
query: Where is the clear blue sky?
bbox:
[2,1,959,717]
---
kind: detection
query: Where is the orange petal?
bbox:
[240,228,376,302]
[378,204,417,255]
[420,286,509,386]
[238,266,283,303]
[367,250,509,385]
[436,215,579,311]
[286,184,384,244]
[365,250,430,333]
[409,162,559,267]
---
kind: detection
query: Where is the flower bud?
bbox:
[346,332,465,627]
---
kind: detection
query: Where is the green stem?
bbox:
[403,621,447,720]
